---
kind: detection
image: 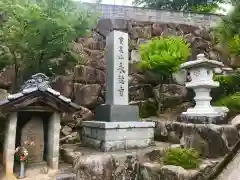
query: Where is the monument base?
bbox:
[177,106,228,124]
[95,104,139,122]
[81,121,155,152]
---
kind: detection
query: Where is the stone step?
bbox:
[60,142,179,165]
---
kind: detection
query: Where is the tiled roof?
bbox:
[0,73,80,110]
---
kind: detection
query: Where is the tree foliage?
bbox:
[133,0,231,13]
[217,2,240,39]
[214,1,240,56]
[212,2,240,116]
[0,0,98,90]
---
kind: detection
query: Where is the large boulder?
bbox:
[95,19,128,37]
[79,32,105,51]
[61,125,73,136]
[60,146,82,164]
[172,70,187,85]
[73,154,117,180]
[73,83,103,108]
[153,84,188,112]
[139,160,219,180]
[129,84,154,101]
[154,121,239,158]
[132,25,152,39]
[51,75,73,98]
[159,165,190,180]
[231,114,240,128]
[129,74,147,85]
[230,56,240,68]
[61,106,94,127]
[89,56,106,71]
[74,65,106,84]
[139,162,162,180]
[152,23,168,36]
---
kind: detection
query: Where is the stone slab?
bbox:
[81,121,155,152]
[81,121,155,129]
[95,104,139,122]
[177,114,227,124]
[82,136,154,152]
[56,173,76,180]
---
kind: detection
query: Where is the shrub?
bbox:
[139,36,191,82]
[163,147,200,169]
[191,4,219,13]
[212,73,240,101]
[228,35,240,56]
[215,92,240,116]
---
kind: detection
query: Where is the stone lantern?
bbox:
[180,54,228,122]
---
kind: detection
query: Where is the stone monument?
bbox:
[81,30,155,151]
[21,117,44,163]
[179,54,229,124]
[95,30,139,122]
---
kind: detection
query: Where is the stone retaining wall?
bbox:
[83,3,222,27]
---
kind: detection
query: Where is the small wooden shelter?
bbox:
[0,73,80,175]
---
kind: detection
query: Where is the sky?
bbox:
[73,0,234,14]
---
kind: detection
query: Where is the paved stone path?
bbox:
[0,163,73,180]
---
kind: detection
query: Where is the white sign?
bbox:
[105,30,128,105]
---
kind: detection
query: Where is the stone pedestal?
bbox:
[95,104,139,122]
[81,121,155,152]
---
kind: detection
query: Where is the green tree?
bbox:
[212,2,240,117]
[218,2,240,39]
[213,1,240,56]
[0,0,98,91]
[133,0,229,13]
